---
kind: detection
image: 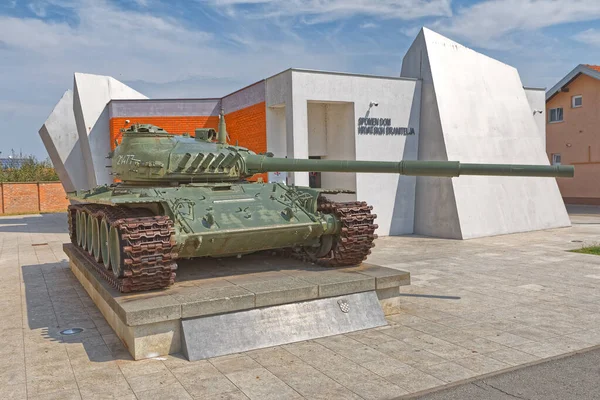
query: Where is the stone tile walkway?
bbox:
[1,206,599,399]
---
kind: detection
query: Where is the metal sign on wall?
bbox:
[357,117,415,136]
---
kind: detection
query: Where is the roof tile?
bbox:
[584,64,600,73]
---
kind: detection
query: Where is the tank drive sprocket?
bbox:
[298,196,378,267]
[68,204,177,293]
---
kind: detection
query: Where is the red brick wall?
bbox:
[39,183,70,212]
[3,183,39,214]
[110,116,220,150]
[0,182,67,215]
[225,102,267,182]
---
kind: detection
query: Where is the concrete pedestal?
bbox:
[64,243,410,360]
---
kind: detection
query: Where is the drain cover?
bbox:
[571,240,583,243]
[60,328,84,335]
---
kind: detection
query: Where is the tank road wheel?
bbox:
[86,212,94,255]
[91,215,102,262]
[100,217,111,270]
[303,235,334,259]
[76,210,86,248]
[109,225,124,278]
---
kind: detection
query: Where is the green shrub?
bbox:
[0,157,59,182]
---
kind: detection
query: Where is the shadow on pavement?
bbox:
[22,261,132,363]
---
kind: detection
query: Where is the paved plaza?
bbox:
[1,205,599,399]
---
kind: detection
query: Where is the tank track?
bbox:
[68,204,177,293]
[285,197,378,267]
[315,197,378,266]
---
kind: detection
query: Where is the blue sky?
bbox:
[1,0,600,159]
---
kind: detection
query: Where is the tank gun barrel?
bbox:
[244,155,574,178]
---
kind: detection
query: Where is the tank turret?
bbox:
[111,118,573,184]
[68,115,574,293]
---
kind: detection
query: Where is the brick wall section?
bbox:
[225,102,267,182]
[39,183,70,212]
[110,116,220,149]
[2,183,39,214]
[0,182,67,215]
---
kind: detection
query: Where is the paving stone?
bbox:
[486,348,541,366]
[170,361,225,383]
[181,375,244,398]
[384,367,445,393]
[135,383,193,400]
[26,373,78,397]
[226,366,304,399]
[315,335,385,364]
[484,332,535,347]
[118,359,169,378]
[265,358,362,400]
[126,369,179,394]
[0,383,27,400]
[345,329,399,347]
[361,356,413,377]
[210,354,263,374]
[420,361,479,383]
[453,354,511,374]
[245,347,303,368]
[455,337,508,355]
[0,362,25,386]
[28,388,82,400]
[566,329,600,344]
[196,391,250,400]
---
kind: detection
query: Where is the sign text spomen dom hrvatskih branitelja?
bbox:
[358,117,415,136]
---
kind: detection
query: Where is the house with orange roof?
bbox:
[546,64,600,205]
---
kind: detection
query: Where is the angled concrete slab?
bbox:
[401,28,570,239]
[182,291,387,361]
[38,90,88,192]
[73,73,147,187]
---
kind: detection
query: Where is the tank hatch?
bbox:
[124,124,169,135]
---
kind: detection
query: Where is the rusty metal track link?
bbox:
[316,197,378,267]
[67,204,177,293]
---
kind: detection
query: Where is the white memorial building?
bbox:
[40,28,570,239]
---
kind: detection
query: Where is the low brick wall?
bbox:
[0,182,68,215]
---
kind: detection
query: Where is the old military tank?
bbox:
[67,111,574,292]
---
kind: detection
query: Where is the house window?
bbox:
[572,95,583,108]
[549,108,563,123]
[551,153,561,165]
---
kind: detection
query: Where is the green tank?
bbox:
[67,111,574,292]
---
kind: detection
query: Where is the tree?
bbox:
[0,156,60,182]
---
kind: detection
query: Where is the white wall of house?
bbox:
[265,70,421,235]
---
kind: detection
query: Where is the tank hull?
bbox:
[69,182,335,258]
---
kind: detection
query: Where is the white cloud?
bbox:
[432,0,600,49]
[202,0,452,23]
[360,22,377,29]
[27,2,47,17]
[0,0,352,158]
[573,28,600,47]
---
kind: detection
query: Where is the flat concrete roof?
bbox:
[267,67,419,82]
